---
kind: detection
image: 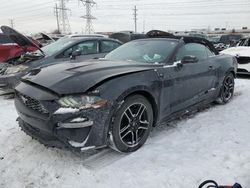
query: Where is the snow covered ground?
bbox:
[0,78,250,188]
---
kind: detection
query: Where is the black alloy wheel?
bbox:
[110,95,153,152]
[216,73,235,104]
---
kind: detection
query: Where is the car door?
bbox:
[163,43,217,114]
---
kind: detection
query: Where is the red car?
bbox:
[0,33,39,62]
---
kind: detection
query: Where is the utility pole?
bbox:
[55,0,71,34]
[80,0,96,34]
[133,6,138,33]
[143,20,145,33]
[9,19,14,29]
[54,4,60,33]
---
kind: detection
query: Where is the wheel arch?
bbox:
[228,69,236,78]
[224,66,236,78]
[123,90,159,126]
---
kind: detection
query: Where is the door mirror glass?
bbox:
[181,55,198,64]
[70,49,81,60]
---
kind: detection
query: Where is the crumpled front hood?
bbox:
[21,59,157,95]
[221,47,250,57]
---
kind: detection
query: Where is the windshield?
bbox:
[34,37,74,56]
[0,34,14,44]
[105,39,178,64]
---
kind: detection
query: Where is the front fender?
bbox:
[97,70,161,103]
[94,70,162,145]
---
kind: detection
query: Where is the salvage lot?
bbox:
[0,78,250,188]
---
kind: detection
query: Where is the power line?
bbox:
[98,0,249,6]
[80,0,96,34]
[54,4,60,33]
[56,0,71,34]
[98,0,250,9]
[146,10,250,16]
[0,0,249,33]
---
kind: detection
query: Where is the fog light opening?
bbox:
[70,117,88,123]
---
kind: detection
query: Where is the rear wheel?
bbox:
[109,95,153,152]
[216,73,235,104]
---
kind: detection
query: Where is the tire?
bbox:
[215,72,235,104]
[109,95,153,152]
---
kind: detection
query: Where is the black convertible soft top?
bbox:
[146,30,219,55]
[110,30,218,55]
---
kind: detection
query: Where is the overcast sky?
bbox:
[0,0,249,34]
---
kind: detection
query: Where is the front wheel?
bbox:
[216,73,235,104]
[109,95,153,152]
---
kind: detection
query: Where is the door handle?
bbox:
[208,65,213,70]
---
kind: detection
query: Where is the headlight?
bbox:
[57,95,107,109]
[4,65,29,75]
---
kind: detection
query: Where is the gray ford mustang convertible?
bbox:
[14,31,237,153]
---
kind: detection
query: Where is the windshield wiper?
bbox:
[37,48,46,57]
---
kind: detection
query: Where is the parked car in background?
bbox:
[208,36,221,44]
[219,34,243,46]
[235,37,250,47]
[208,36,228,52]
[14,30,237,153]
[35,33,57,46]
[0,26,122,92]
[188,33,209,40]
[221,36,250,75]
[213,43,228,52]
[109,31,146,43]
[0,33,38,62]
[35,33,107,46]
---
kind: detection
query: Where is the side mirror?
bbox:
[181,55,198,64]
[70,49,81,60]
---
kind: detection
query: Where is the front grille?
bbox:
[18,93,49,114]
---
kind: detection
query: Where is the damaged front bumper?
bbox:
[15,92,112,152]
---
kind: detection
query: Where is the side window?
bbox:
[0,35,13,44]
[63,47,73,58]
[77,41,98,55]
[100,40,121,53]
[176,43,208,62]
[61,40,98,58]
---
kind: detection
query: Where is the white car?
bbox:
[221,37,250,75]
